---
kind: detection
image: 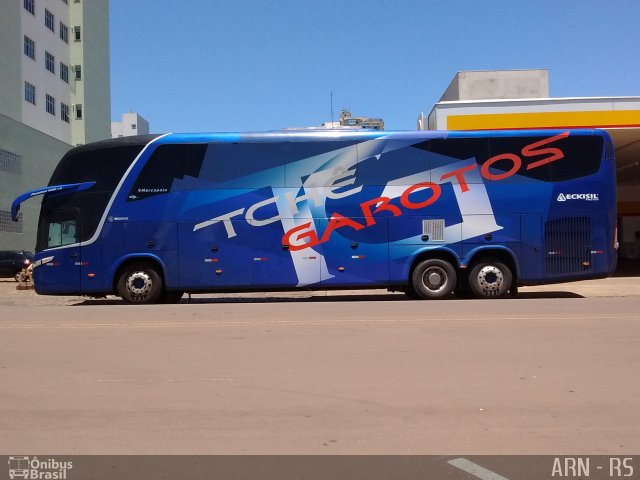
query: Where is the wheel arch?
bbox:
[110,254,167,293]
[408,247,461,283]
[465,246,519,284]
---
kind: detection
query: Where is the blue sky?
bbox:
[110,0,640,133]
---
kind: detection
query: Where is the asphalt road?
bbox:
[0,280,639,455]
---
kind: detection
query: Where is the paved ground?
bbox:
[0,273,638,306]
[0,277,639,455]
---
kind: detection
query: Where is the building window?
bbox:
[24,36,35,60]
[61,103,70,123]
[0,210,23,233]
[131,124,137,130]
[24,82,36,105]
[60,22,68,43]
[73,26,81,42]
[0,149,22,176]
[45,9,55,31]
[46,94,55,115]
[45,51,55,74]
[74,65,82,80]
[24,0,35,15]
[74,104,83,119]
[60,63,69,83]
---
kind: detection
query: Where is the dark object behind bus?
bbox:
[0,250,33,281]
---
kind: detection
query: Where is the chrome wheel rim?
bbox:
[126,271,153,297]
[421,266,448,294]
[477,266,503,293]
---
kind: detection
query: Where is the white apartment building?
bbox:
[0,0,110,251]
[112,112,150,138]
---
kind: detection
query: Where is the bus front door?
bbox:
[35,207,82,294]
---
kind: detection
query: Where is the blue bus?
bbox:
[12,129,617,304]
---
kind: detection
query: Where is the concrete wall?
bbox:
[112,112,150,138]
[439,69,549,102]
[0,1,21,121]
[20,0,73,144]
[0,114,70,251]
[79,0,111,143]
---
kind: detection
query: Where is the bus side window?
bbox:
[128,144,206,200]
[200,143,285,189]
[548,135,602,182]
[359,142,435,186]
[47,219,77,248]
[423,137,490,182]
[487,137,550,182]
[283,141,361,187]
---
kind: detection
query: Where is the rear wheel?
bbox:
[117,262,164,304]
[403,283,420,299]
[410,259,457,300]
[468,259,512,299]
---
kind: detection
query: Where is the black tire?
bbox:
[410,259,457,300]
[13,270,21,282]
[468,258,512,299]
[403,283,420,300]
[116,262,164,304]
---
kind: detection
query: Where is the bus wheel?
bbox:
[411,259,457,299]
[403,284,420,300]
[468,259,512,299]
[117,263,164,304]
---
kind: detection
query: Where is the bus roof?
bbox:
[69,128,610,153]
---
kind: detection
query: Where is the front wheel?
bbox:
[117,262,164,304]
[410,259,457,300]
[468,259,512,299]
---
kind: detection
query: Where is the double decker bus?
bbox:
[12,129,617,304]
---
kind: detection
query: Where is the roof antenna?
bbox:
[330,91,334,129]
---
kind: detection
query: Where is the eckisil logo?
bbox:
[557,193,599,202]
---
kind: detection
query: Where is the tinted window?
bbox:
[547,135,602,181]
[412,134,602,183]
[128,144,207,201]
[487,136,547,182]
[201,143,284,188]
[38,144,147,251]
[128,140,361,196]
[50,145,143,192]
[416,137,491,163]
[37,206,80,251]
[360,142,435,185]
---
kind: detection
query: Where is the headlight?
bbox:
[24,259,31,265]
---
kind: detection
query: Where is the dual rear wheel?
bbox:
[408,257,513,300]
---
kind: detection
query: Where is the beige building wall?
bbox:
[439,69,549,102]
[0,0,110,251]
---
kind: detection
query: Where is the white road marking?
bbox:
[448,458,510,480]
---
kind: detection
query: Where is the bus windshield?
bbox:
[36,139,155,251]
